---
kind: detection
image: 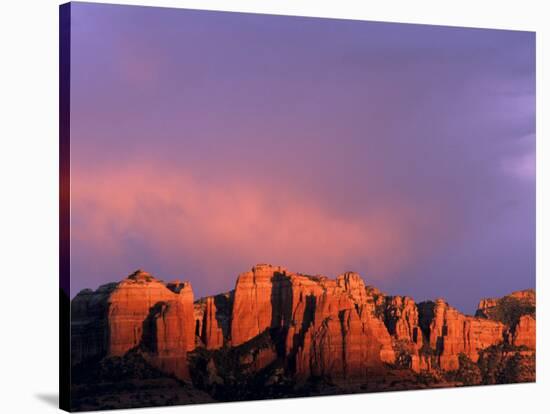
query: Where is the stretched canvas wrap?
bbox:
[59,2,536,411]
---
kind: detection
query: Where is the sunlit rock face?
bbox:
[71,270,196,380]
[475,289,536,350]
[145,299,194,379]
[71,265,535,386]
[108,271,195,357]
[230,264,291,346]
[476,289,535,320]
[424,299,505,370]
[513,315,536,349]
[229,264,396,381]
[201,296,224,350]
[384,295,423,347]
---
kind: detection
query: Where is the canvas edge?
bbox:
[59,2,72,412]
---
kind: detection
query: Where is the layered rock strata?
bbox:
[71,265,536,384]
[71,270,195,380]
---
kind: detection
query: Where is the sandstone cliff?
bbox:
[229,265,396,382]
[513,314,536,349]
[71,265,535,388]
[421,299,506,370]
[71,270,195,380]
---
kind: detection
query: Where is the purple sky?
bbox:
[69,2,535,313]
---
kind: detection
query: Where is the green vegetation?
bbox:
[71,351,213,411]
[189,329,293,402]
[418,340,435,357]
[453,353,482,385]
[477,344,535,385]
[481,296,535,327]
[389,339,414,369]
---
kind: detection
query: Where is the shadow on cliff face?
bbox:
[270,271,293,358]
[286,293,316,373]
[417,301,435,344]
[71,350,215,411]
[214,291,233,340]
[140,302,167,353]
[270,271,293,328]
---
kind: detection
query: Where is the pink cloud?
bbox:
[71,161,455,293]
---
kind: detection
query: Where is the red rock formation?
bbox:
[513,315,536,349]
[510,289,536,302]
[304,289,350,379]
[230,264,290,346]
[384,296,423,348]
[410,354,432,372]
[230,265,392,373]
[253,347,278,371]
[194,303,204,344]
[476,289,535,320]
[283,274,327,356]
[336,272,369,304]
[71,270,196,379]
[359,305,396,364]
[211,265,396,382]
[71,283,117,364]
[475,289,535,351]
[72,264,534,385]
[202,296,224,350]
[239,345,278,373]
[428,299,505,370]
[476,298,499,316]
[146,299,193,380]
[294,279,395,381]
[107,271,195,356]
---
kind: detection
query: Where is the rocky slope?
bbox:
[71,265,535,410]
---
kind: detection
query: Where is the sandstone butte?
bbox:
[71,264,536,383]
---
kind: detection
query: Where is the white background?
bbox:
[0,0,548,412]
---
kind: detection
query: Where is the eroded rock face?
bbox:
[359,305,396,364]
[71,284,116,365]
[410,354,432,372]
[384,296,423,348]
[230,264,291,346]
[513,315,536,349]
[476,298,499,316]
[194,303,204,345]
[71,270,196,380]
[108,272,195,356]
[476,289,535,321]
[72,264,535,386]
[475,289,536,352]
[145,299,194,380]
[293,276,396,381]
[336,272,369,304]
[298,288,349,379]
[427,299,505,370]
[228,265,397,381]
[201,296,224,350]
[295,303,395,381]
